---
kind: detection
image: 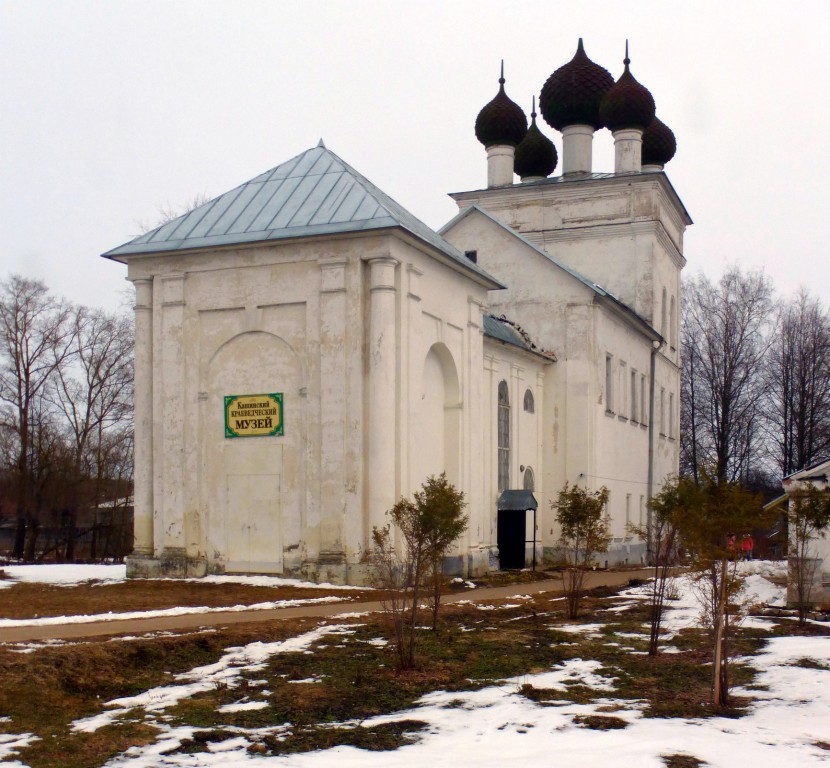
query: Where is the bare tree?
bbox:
[675,471,767,709]
[371,474,467,670]
[680,268,775,483]
[765,290,830,476]
[52,307,134,560]
[0,276,76,559]
[552,483,611,619]
[134,192,213,236]
[631,478,683,655]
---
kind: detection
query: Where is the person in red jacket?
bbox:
[741,533,754,561]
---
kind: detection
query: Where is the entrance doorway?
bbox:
[497,509,526,569]
[226,473,282,572]
[496,489,538,570]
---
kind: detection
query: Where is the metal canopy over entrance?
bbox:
[496,490,538,570]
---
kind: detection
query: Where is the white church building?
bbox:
[105,41,689,584]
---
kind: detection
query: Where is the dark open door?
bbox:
[496,490,538,570]
[497,509,526,569]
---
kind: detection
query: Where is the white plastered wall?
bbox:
[126,227,496,583]
[127,234,381,579]
[482,339,547,567]
[390,237,492,575]
[443,200,681,565]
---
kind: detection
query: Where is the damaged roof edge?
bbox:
[483,314,556,362]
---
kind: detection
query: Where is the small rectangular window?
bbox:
[669,392,675,438]
[605,354,614,414]
[640,374,647,426]
[630,369,638,423]
[660,387,666,436]
[619,361,627,419]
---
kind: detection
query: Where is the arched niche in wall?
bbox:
[201,330,304,573]
[416,342,461,487]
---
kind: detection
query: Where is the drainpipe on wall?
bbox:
[646,339,662,566]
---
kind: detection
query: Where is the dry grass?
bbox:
[0,580,366,620]
[0,582,790,767]
[0,615,322,768]
[573,714,629,729]
[662,756,707,768]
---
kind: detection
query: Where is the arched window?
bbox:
[497,380,510,492]
[523,388,534,413]
[523,466,535,491]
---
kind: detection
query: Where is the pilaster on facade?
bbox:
[317,257,349,563]
[510,363,524,489]
[366,255,399,538]
[131,277,154,558]
[467,296,485,331]
[155,274,187,560]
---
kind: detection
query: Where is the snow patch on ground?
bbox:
[117,634,827,768]
[104,630,830,768]
[0,596,346,628]
[50,558,830,768]
[619,561,788,639]
[196,574,371,590]
[507,658,617,692]
[217,700,269,713]
[70,624,356,734]
[0,563,126,587]
[554,623,604,637]
[0,563,371,591]
[0,731,40,763]
[10,559,818,768]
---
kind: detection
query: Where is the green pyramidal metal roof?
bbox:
[103,142,502,286]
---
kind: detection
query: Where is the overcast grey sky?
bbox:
[2,1,828,312]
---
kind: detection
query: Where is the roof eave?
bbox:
[594,292,662,343]
[448,170,693,226]
[392,228,504,290]
[103,223,506,291]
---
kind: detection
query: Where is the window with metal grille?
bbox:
[498,380,510,492]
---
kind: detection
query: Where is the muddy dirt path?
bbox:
[0,568,651,643]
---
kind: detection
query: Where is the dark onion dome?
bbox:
[642,116,677,166]
[475,64,528,148]
[539,38,615,131]
[599,48,656,131]
[514,100,558,179]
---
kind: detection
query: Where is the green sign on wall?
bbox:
[224,393,284,438]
